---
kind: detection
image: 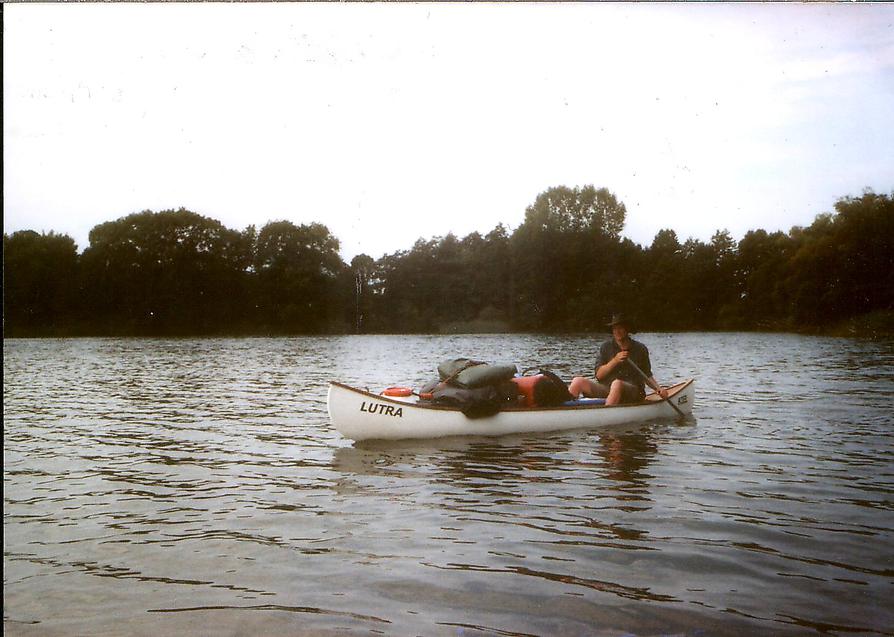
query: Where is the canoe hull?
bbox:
[328,379,695,442]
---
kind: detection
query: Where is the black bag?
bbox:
[532,369,574,407]
[420,378,517,418]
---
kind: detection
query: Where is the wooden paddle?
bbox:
[625,358,687,422]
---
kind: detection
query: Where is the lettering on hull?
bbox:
[360,401,403,418]
[678,395,688,405]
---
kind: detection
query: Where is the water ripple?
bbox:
[4,335,894,635]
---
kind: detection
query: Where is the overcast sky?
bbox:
[4,3,893,260]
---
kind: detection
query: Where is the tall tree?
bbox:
[825,191,893,318]
[350,253,376,333]
[522,185,626,237]
[785,191,893,328]
[80,208,251,334]
[710,229,740,328]
[640,229,685,330]
[3,231,79,336]
[511,185,629,330]
[253,220,345,333]
[736,229,795,329]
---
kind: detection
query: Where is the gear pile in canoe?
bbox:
[328,358,695,442]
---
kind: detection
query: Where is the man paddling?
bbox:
[568,314,669,405]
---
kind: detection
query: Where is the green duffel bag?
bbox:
[437,358,518,389]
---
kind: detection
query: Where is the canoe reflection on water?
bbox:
[327,425,676,607]
[597,431,658,487]
[329,424,661,496]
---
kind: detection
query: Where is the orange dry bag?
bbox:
[510,375,543,407]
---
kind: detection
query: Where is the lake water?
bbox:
[4,334,893,636]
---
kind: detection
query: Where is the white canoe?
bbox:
[328,379,695,442]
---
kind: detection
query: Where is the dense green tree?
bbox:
[80,208,251,334]
[709,229,740,328]
[253,220,345,333]
[369,248,415,331]
[639,229,686,330]
[830,192,894,317]
[678,237,717,330]
[3,231,80,335]
[366,226,516,333]
[370,236,456,332]
[736,229,796,328]
[4,189,891,337]
[522,185,626,238]
[784,191,893,328]
[466,225,514,327]
[510,185,628,331]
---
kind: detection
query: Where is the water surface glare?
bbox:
[4,334,894,636]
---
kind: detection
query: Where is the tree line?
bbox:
[4,186,892,337]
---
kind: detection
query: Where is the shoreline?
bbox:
[5,321,893,341]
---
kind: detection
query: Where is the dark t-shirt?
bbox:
[598,338,652,390]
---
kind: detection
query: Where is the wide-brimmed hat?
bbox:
[606,314,634,331]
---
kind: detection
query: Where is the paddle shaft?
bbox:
[624,358,687,421]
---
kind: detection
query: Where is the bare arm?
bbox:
[646,375,669,399]
[596,350,629,382]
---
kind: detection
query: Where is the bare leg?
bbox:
[606,379,625,406]
[568,377,610,399]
